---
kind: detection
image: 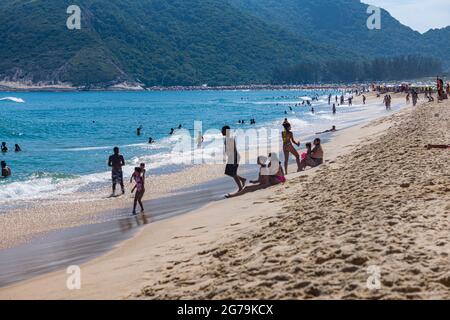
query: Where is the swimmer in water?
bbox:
[169,128,175,135]
[14,144,21,152]
[1,142,7,153]
[1,161,11,178]
[137,125,143,136]
[148,137,154,144]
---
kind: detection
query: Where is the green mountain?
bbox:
[227,0,449,69]
[0,0,447,88]
[0,0,350,87]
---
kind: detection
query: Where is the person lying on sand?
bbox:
[226,155,283,198]
[268,153,286,185]
[316,126,337,134]
[299,138,323,171]
[425,144,450,150]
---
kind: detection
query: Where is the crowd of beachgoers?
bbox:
[2,80,449,216]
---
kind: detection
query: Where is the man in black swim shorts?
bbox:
[108,147,125,196]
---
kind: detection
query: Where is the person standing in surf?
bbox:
[108,147,125,196]
[222,126,246,194]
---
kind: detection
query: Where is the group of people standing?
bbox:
[383,94,392,110]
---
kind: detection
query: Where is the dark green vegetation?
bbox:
[274,56,443,84]
[0,0,448,87]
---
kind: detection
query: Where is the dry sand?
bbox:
[1,94,448,300]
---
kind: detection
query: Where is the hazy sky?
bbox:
[362,0,450,33]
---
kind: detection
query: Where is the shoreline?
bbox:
[0,93,438,299]
[0,92,402,251]
[1,83,370,93]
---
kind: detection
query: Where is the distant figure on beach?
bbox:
[14,144,21,152]
[282,123,301,173]
[311,107,315,114]
[148,137,154,144]
[130,164,145,215]
[328,94,331,105]
[1,161,11,178]
[406,93,410,104]
[340,95,344,105]
[108,147,125,196]
[222,126,246,194]
[178,124,182,129]
[137,125,143,136]
[362,95,366,105]
[335,95,338,103]
[1,142,7,153]
[169,128,175,135]
[299,138,323,171]
[332,104,337,114]
[348,96,353,106]
[412,90,418,106]
[283,118,290,126]
[316,126,337,134]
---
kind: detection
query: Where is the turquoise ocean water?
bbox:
[0,90,402,210]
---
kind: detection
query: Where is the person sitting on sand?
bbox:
[316,126,337,134]
[225,156,272,198]
[299,138,323,171]
[1,161,11,178]
[1,142,7,153]
[282,123,301,174]
[268,153,286,185]
[425,144,450,150]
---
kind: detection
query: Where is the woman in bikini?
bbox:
[131,167,145,215]
[282,123,301,173]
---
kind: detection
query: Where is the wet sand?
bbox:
[3,93,445,299]
[0,173,247,288]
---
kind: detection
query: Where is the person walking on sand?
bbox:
[1,161,11,178]
[222,126,246,193]
[363,95,366,105]
[282,122,301,174]
[130,166,145,215]
[108,147,125,196]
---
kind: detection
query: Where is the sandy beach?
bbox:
[1,92,448,300]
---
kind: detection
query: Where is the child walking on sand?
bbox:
[130,165,146,215]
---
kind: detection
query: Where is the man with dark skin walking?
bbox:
[108,147,125,196]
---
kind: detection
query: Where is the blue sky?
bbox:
[362,0,450,33]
